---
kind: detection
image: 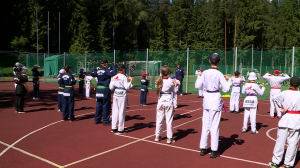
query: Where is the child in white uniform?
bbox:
[269,76,300,168]
[85,72,94,99]
[263,70,290,119]
[170,75,180,108]
[230,71,245,113]
[154,65,179,144]
[109,64,133,134]
[195,53,232,158]
[195,67,205,98]
[241,72,265,134]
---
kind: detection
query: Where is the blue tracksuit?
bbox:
[78,72,85,94]
[32,69,44,98]
[91,66,117,124]
[57,75,65,111]
[61,72,76,120]
[140,78,149,105]
[175,67,184,94]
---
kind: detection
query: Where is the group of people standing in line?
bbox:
[12,54,299,167]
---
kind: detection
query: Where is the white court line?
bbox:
[62,115,203,167]
[118,134,269,166]
[0,111,95,156]
[0,141,62,168]
[266,127,277,142]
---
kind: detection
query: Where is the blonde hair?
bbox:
[156,65,171,95]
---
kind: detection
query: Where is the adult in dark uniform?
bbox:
[91,59,117,125]
[14,66,28,113]
[57,69,66,112]
[31,64,44,100]
[78,67,85,95]
[140,72,149,106]
[62,65,77,121]
[175,63,184,95]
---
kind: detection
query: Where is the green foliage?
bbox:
[11,36,30,52]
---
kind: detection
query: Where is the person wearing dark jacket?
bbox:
[14,67,28,113]
[78,67,85,95]
[32,64,44,100]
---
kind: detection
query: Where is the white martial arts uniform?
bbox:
[85,76,94,98]
[172,79,180,108]
[263,73,290,117]
[241,82,265,132]
[271,89,300,167]
[195,68,232,151]
[109,73,132,132]
[229,76,245,112]
[155,78,176,139]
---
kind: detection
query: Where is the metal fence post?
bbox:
[63,52,65,66]
[146,48,148,79]
[85,51,87,71]
[234,47,237,71]
[186,48,189,93]
[44,53,45,82]
[260,48,262,76]
[114,49,116,66]
[292,46,295,77]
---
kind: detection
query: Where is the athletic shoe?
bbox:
[17,111,26,113]
[154,136,162,142]
[210,151,220,158]
[242,128,247,133]
[103,122,111,126]
[117,130,125,135]
[94,122,101,124]
[277,116,281,119]
[142,104,148,106]
[251,130,258,134]
[166,138,175,144]
[58,109,61,112]
[269,116,275,119]
[180,94,183,96]
[230,111,234,113]
[197,96,202,98]
[111,129,118,133]
[87,97,92,99]
[35,97,40,100]
[284,164,293,168]
[235,111,239,114]
[269,161,278,168]
[33,97,36,100]
[200,149,209,156]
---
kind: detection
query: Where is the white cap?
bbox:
[80,67,84,70]
[248,72,257,80]
[21,66,28,73]
[59,69,66,74]
[15,62,23,67]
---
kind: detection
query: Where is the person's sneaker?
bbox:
[117,130,125,135]
[284,164,292,168]
[200,149,209,156]
[33,97,36,100]
[242,128,247,133]
[111,129,118,133]
[230,111,234,113]
[143,104,148,106]
[252,130,258,134]
[180,94,183,96]
[210,151,220,158]
[269,116,275,119]
[269,161,278,168]
[58,109,61,112]
[103,122,111,126]
[17,111,26,113]
[197,96,202,98]
[154,136,162,142]
[235,111,239,114]
[35,97,40,100]
[166,138,175,144]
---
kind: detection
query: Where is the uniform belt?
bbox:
[177,76,182,77]
[116,87,126,90]
[233,85,240,87]
[287,111,300,114]
[87,81,91,83]
[21,83,29,93]
[97,86,109,89]
[141,84,147,87]
[271,87,280,89]
[206,90,219,93]
[33,76,39,78]
[160,92,171,94]
[247,94,257,96]
[59,87,64,89]
[79,78,84,80]
[65,86,73,87]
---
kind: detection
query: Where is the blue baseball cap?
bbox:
[170,75,176,79]
[210,53,220,64]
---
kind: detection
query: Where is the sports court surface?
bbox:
[0,81,299,168]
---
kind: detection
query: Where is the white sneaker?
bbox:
[58,109,61,112]
[154,136,162,142]
[180,94,183,96]
[242,128,247,133]
[166,138,175,144]
[33,97,36,100]
[17,111,26,113]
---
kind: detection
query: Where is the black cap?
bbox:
[210,53,220,64]
[64,65,73,71]
[290,76,300,87]
[234,71,241,76]
[101,59,108,64]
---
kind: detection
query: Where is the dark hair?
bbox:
[177,63,181,66]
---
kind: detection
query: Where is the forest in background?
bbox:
[1,0,300,54]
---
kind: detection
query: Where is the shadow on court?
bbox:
[26,107,55,113]
[125,115,145,121]
[173,128,198,141]
[173,114,192,121]
[218,134,244,155]
[125,122,155,133]
[75,114,95,121]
